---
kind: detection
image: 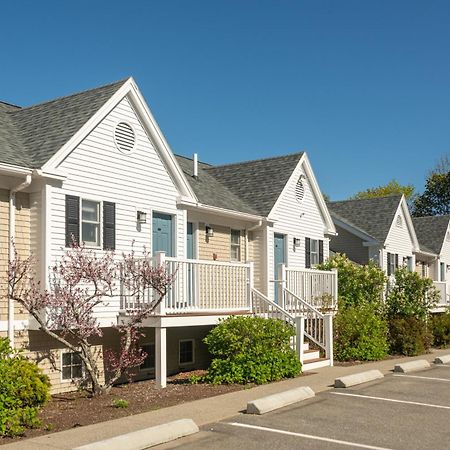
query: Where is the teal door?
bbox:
[274,234,286,303]
[186,222,194,259]
[186,222,195,305]
[152,213,173,256]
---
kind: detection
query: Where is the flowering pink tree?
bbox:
[7,242,174,396]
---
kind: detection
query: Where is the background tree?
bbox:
[412,166,450,217]
[7,243,174,396]
[350,179,415,201]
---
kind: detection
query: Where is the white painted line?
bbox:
[394,374,450,383]
[227,422,393,450]
[331,392,450,410]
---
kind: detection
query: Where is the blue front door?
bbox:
[186,222,194,259]
[274,233,286,303]
[152,213,173,256]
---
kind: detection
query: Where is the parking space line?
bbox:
[227,422,393,450]
[393,374,450,382]
[331,392,450,410]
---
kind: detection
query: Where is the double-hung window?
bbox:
[65,195,115,250]
[441,262,446,282]
[81,200,101,247]
[230,229,241,261]
[387,252,398,276]
[305,238,324,268]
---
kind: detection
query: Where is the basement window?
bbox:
[179,339,195,365]
[140,343,155,371]
[61,351,83,380]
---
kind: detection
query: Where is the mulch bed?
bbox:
[1,370,245,445]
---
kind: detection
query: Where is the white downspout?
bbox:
[8,175,32,347]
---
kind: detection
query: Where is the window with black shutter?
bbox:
[319,240,324,264]
[103,202,116,250]
[65,195,80,247]
[305,237,311,268]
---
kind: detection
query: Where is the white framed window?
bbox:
[310,239,319,266]
[81,199,101,247]
[179,339,195,365]
[441,262,446,282]
[230,229,241,261]
[140,343,155,371]
[61,351,83,381]
[387,252,398,276]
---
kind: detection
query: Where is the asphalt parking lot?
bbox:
[160,364,450,450]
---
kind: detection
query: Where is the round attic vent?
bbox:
[396,215,403,227]
[114,122,136,153]
[447,231,450,242]
[295,176,305,203]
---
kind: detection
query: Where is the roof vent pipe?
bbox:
[193,153,198,179]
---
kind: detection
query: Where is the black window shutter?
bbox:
[305,237,311,268]
[387,252,391,276]
[395,253,399,270]
[103,202,116,250]
[319,240,324,264]
[65,195,80,247]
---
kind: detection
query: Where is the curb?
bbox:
[247,386,315,415]
[73,419,199,450]
[434,354,450,364]
[334,370,384,388]
[394,359,430,373]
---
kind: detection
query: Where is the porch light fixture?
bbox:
[206,225,214,237]
[137,210,147,224]
[293,237,301,248]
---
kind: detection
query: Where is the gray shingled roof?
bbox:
[0,79,127,168]
[327,195,403,243]
[412,215,450,255]
[205,152,304,216]
[175,155,260,215]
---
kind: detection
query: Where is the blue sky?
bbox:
[1,1,449,200]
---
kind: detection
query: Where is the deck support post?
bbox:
[155,326,167,388]
[324,313,334,366]
[295,315,305,365]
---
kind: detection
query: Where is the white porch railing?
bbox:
[120,253,252,314]
[283,266,338,310]
[164,256,251,313]
[433,281,449,306]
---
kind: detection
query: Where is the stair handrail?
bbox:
[251,288,296,321]
[283,287,324,318]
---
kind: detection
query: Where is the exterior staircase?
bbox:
[251,288,334,370]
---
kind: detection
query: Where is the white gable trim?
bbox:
[268,153,336,235]
[385,195,420,251]
[41,78,197,201]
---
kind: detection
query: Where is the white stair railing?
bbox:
[284,288,333,364]
[251,288,305,363]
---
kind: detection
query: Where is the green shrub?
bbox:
[386,267,439,320]
[317,254,386,308]
[388,316,432,356]
[431,312,450,348]
[334,303,389,361]
[0,338,51,437]
[203,316,301,384]
[112,398,129,409]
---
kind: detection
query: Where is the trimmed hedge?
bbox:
[203,316,301,384]
[388,316,432,356]
[431,312,450,348]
